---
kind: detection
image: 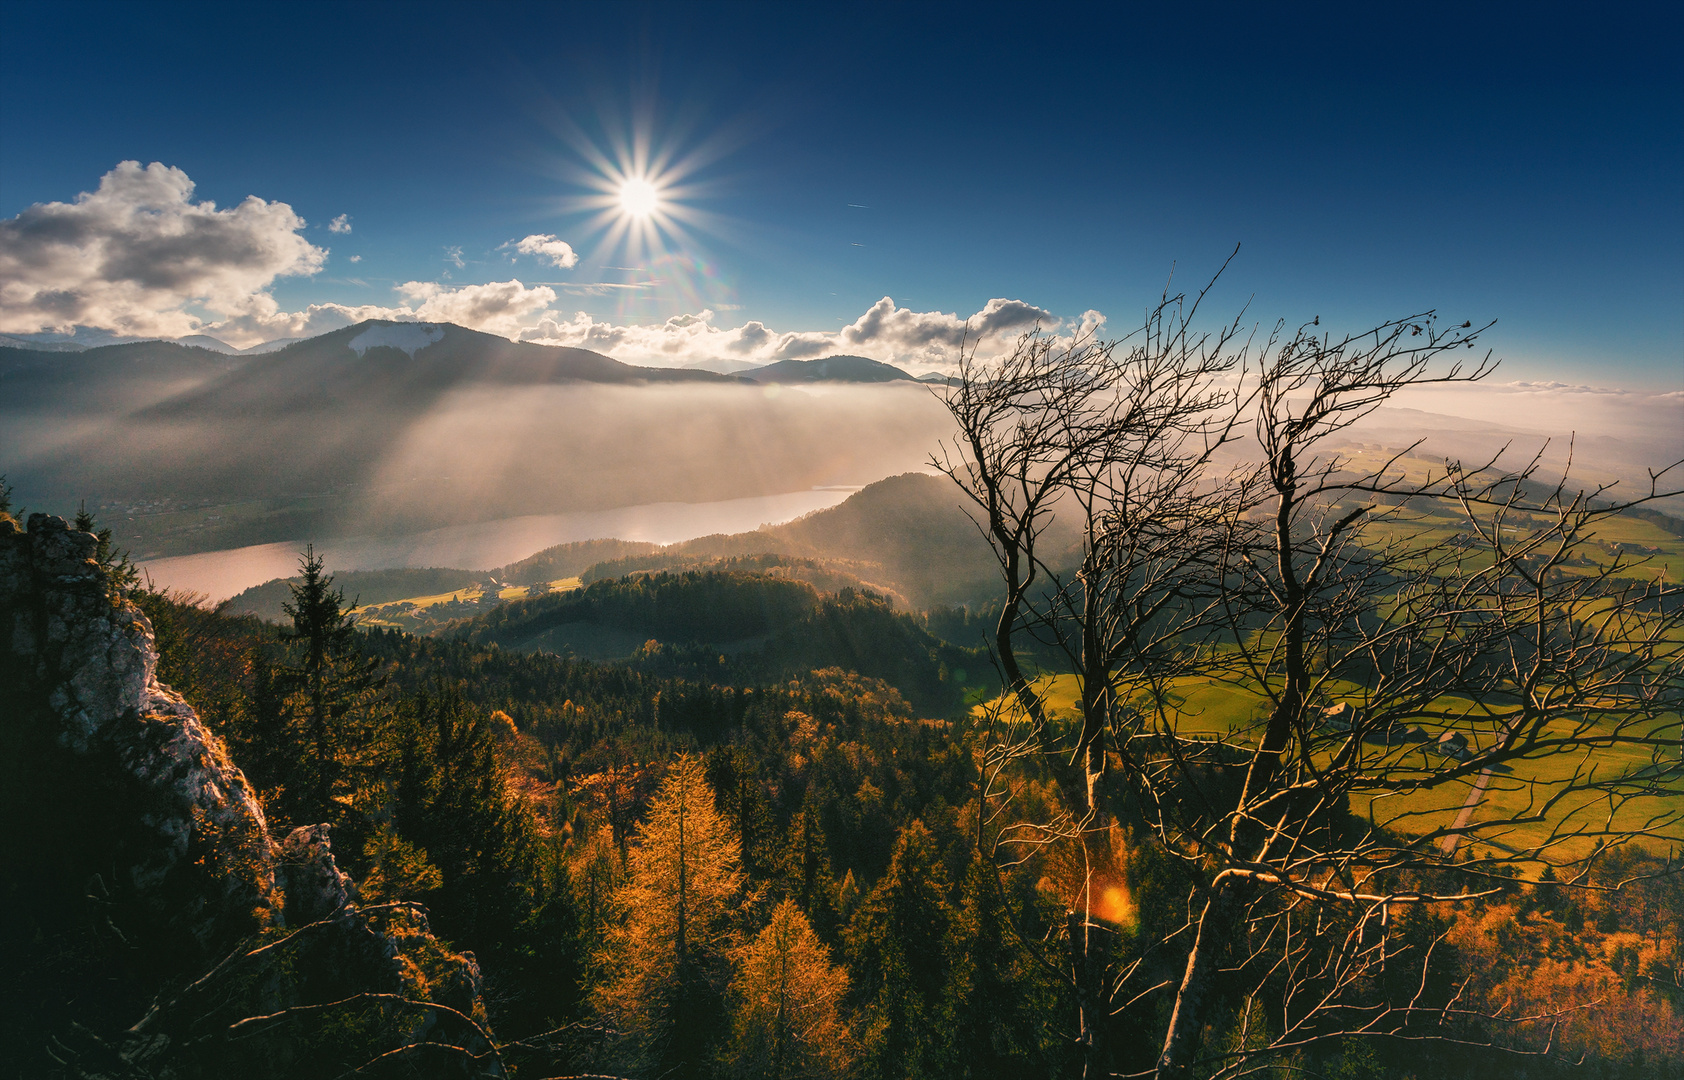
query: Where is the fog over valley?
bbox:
[1,323,959,561]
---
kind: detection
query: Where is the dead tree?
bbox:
[941,291,1684,1080]
[936,268,1251,1076]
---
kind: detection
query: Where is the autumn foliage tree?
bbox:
[722,898,853,1079]
[596,753,745,1077]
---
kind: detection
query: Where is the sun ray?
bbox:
[527,101,755,320]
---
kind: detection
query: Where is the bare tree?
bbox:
[938,284,1684,1079]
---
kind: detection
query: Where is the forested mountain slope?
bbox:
[451,568,986,712]
[224,472,1023,621]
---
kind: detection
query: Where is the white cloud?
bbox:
[513,233,580,269]
[397,279,558,337]
[514,296,1068,370]
[0,162,1092,362]
[200,278,559,345]
[0,160,325,339]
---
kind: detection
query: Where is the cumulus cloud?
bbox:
[0,164,1091,362]
[513,233,580,269]
[396,279,558,337]
[514,295,1068,370]
[199,278,559,345]
[0,160,325,339]
[218,283,1062,362]
[838,295,1052,353]
[348,255,362,263]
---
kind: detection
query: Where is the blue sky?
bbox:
[1,1,1680,388]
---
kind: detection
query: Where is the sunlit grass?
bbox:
[352,577,582,625]
[978,673,1683,864]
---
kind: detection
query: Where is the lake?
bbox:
[139,487,858,601]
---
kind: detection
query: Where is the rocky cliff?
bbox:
[0,512,496,1078]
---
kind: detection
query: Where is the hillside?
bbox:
[0,339,250,412]
[739,354,919,384]
[451,567,986,711]
[477,472,1047,610]
[221,473,1016,624]
[144,320,737,421]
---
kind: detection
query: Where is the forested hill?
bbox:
[567,471,1080,608]
[738,354,918,384]
[452,568,986,712]
[224,472,1024,621]
[505,471,1063,611]
[142,320,736,420]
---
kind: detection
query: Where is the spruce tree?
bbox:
[72,503,139,599]
[778,803,841,942]
[942,858,1043,1077]
[272,545,384,825]
[845,820,952,1079]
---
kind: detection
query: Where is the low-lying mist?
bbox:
[4,378,957,552]
[5,347,1677,564]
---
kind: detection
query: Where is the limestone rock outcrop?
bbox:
[0,512,493,1077]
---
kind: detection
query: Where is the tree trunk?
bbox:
[1067,908,1109,1079]
[1156,888,1231,1080]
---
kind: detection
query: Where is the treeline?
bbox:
[136,574,1061,1075]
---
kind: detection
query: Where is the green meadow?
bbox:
[991,671,1681,867]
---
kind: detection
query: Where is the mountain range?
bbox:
[1,319,958,554]
[0,319,940,388]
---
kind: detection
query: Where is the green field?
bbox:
[352,577,581,632]
[986,672,1682,867]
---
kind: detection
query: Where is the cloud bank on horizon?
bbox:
[0,161,1083,370]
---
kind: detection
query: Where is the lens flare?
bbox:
[539,105,743,320]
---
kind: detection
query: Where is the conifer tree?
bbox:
[596,753,744,1078]
[386,686,541,943]
[778,804,841,941]
[707,745,776,877]
[272,545,384,825]
[845,820,952,1080]
[72,503,139,599]
[942,858,1044,1077]
[722,898,853,1079]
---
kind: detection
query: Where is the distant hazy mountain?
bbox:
[681,357,763,375]
[0,333,88,352]
[172,334,241,353]
[3,329,328,356]
[240,337,303,355]
[0,338,250,411]
[170,333,301,355]
[143,320,737,417]
[739,354,918,384]
[5,319,955,552]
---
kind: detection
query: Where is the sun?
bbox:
[618,178,660,219]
